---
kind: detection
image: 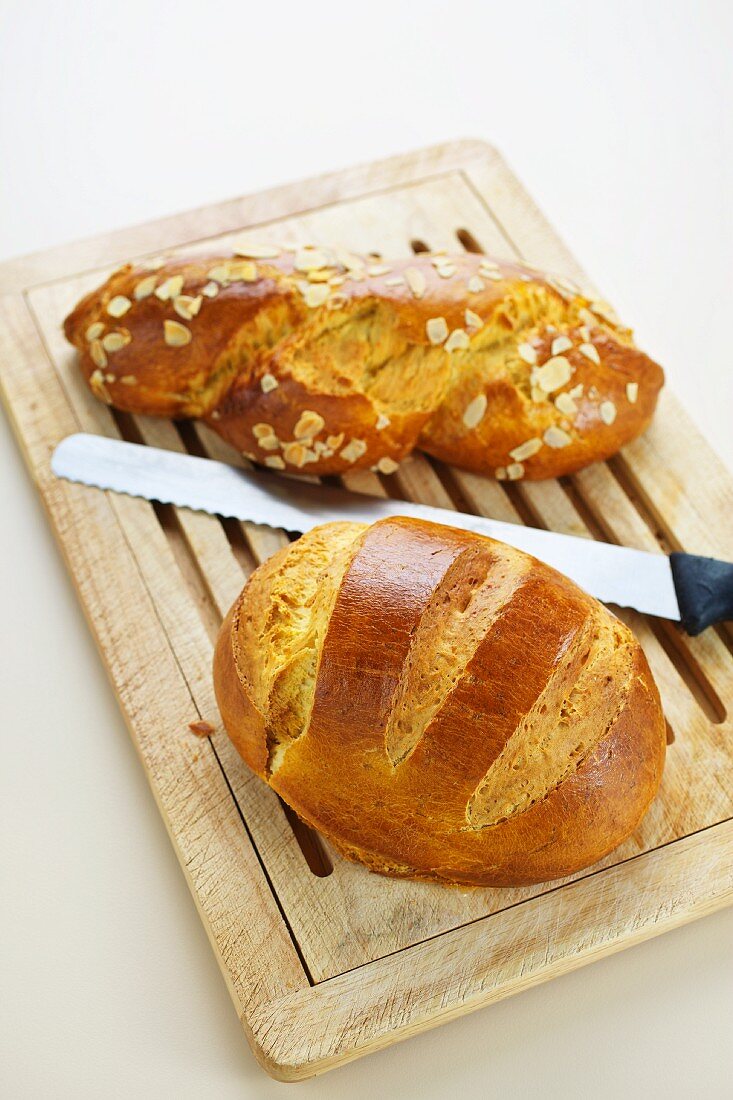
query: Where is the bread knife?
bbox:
[52,433,733,634]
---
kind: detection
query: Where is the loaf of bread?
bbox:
[214,516,666,886]
[64,245,664,480]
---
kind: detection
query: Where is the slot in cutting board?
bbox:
[1,140,732,1080]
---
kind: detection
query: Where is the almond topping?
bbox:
[554,392,577,416]
[462,393,487,429]
[85,322,104,342]
[102,331,130,353]
[384,276,405,287]
[464,308,482,331]
[536,355,572,393]
[282,442,315,467]
[569,383,584,400]
[202,281,219,298]
[445,328,470,352]
[367,264,391,277]
[544,426,572,448]
[551,335,573,356]
[173,295,202,320]
[207,265,231,285]
[294,247,331,272]
[517,342,537,365]
[107,295,131,318]
[293,410,325,440]
[626,382,639,403]
[506,462,525,480]
[404,267,426,299]
[304,283,330,308]
[155,276,184,301]
[252,423,275,440]
[578,342,601,365]
[163,320,192,347]
[227,260,258,282]
[436,264,457,279]
[377,457,399,475]
[467,275,485,293]
[376,413,391,430]
[340,439,367,463]
[90,340,107,368]
[133,275,157,300]
[326,433,345,451]
[426,317,449,345]
[89,368,111,403]
[258,434,280,451]
[264,455,286,470]
[509,437,542,462]
[233,243,280,259]
[260,373,278,393]
[600,400,617,425]
[482,269,503,282]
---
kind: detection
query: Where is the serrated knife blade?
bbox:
[52,433,682,621]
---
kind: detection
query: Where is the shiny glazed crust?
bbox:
[213,517,666,887]
[63,246,664,480]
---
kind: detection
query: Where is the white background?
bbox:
[1,1,732,1097]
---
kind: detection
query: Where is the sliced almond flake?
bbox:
[462,393,487,429]
[233,242,280,259]
[436,264,457,279]
[202,281,219,298]
[102,331,130,353]
[509,437,542,462]
[517,342,537,365]
[482,269,503,281]
[377,457,399,475]
[445,328,470,352]
[260,373,278,393]
[264,455,286,470]
[551,335,573,356]
[326,432,344,451]
[173,294,203,320]
[294,410,326,440]
[120,375,138,385]
[544,426,572,449]
[578,342,601,365]
[554,392,577,416]
[599,400,617,425]
[590,299,620,325]
[426,316,449,345]
[334,249,364,273]
[258,434,280,451]
[626,381,639,404]
[506,462,525,480]
[479,259,499,271]
[329,275,346,287]
[282,441,317,467]
[464,308,482,331]
[313,441,328,455]
[294,247,331,272]
[89,368,112,403]
[578,325,590,342]
[206,265,231,285]
[578,307,597,328]
[588,385,600,400]
[140,256,167,271]
[467,275,485,294]
[90,340,107,369]
[104,373,115,383]
[376,413,391,430]
[227,260,258,282]
[163,319,192,347]
[107,295,132,318]
[404,267,426,299]
[133,275,157,300]
[495,467,507,480]
[305,283,330,308]
[531,386,546,403]
[85,321,104,342]
[384,276,405,287]
[252,423,275,440]
[569,383,584,400]
[155,276,184,301]
[367,264,391,276]
[307,269,331,283]
[535,355,572,393]
[340,438,367,463]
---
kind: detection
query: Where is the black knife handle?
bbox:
[669,552,733,635]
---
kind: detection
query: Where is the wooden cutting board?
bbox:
[1,140,731,1081]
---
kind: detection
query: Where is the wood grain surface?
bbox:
[1,140,731,1079]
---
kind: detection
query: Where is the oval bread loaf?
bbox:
[214,516,666,886]
[64,246,664,481]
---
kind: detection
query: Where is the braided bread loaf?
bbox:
[64,245,664,480]
[214,516,666,886]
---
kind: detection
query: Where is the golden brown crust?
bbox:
[213,517,666,887]
[64,247,664,480]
